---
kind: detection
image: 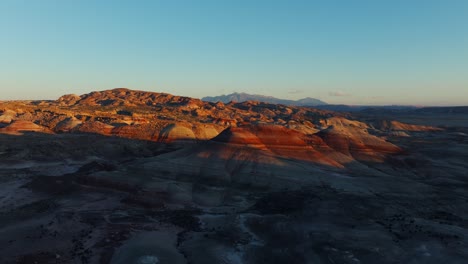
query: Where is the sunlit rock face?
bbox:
[158,123,197,142]
[0,109,16,124]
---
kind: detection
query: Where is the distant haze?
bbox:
[1,1,468,106]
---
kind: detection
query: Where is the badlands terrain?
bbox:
[0,88,467,264]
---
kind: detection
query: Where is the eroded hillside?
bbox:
[0,88,418,167]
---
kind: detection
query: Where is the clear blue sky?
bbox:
[1,0,467,105]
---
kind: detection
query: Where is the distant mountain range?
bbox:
[202,92,327,106]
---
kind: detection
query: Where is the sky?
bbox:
[1,0,467,105]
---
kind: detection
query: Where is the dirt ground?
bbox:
[0,119,468,263]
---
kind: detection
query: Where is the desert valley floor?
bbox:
[1,89,468,264]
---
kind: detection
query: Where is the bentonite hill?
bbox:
[0,88,468,264]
